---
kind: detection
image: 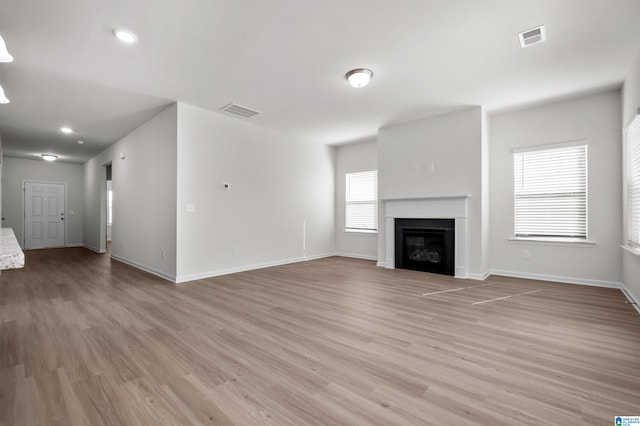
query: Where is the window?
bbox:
[345,170,377,232]
[626,115,640,247]
[513,143,587,239]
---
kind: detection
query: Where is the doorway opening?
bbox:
[105,164,112,254]
[22,181,67,249]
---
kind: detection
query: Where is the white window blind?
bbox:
[626,115,640,246]
[514,144,587,238]
[346,170,377,231]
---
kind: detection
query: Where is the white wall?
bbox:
[622,52,640,302]
[335,140,378,260]
[175,103,335,282]
[2,157,84,247]
[489,90,622,285]
[83,104,177,280]
[377,107,487,276]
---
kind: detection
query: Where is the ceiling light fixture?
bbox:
[41,154,58,162]
[346,68,373,88]
[77,140,84,145]
[60,126,73,134]
[0,84,9,104]
[113,28,138,44]
[0,35,13,63]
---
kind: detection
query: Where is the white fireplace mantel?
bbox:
[383,195,470,278]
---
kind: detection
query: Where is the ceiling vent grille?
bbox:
[220,103,261,118]
[518,25,546,48]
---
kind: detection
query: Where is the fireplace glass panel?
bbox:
[394,218,455,276]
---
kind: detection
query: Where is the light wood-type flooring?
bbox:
[1,248,639,425]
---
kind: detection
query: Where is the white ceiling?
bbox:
[1,0,640,164]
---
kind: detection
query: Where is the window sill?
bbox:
[508,237,596,247]
[344,229,377,235]
[621,245,640,257]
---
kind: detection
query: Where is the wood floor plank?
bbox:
[0,248,639,425]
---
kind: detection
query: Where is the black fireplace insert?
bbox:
[394,218,455,276]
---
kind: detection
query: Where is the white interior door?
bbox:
[24,182,65,249]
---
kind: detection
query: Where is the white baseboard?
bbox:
[65,243,83,248]
[175,252,335,284]
[489,269,622,289]
[465,271,491,281]
[376,261,386,268]
[334,252,378,261]
[83,244,106,254]
[110,253,176,283]
[620,285,640,315]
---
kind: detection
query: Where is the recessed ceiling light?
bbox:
[346,68,373,88]
[0,84,9,104]
[0,34,13,63]
[77,140,84,145]
[518,25,546,48]
[113,28,138,44]
[41,154,58,161]
[60,126,73,134]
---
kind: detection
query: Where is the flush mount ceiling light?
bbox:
[0,84,9,104]
[0,34,13,63]
[77,140,84,145]
[60,126,73,134]
[41,154,58,161]
[346,68,373,88]
[113,28,138,44]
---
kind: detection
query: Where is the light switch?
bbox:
[186,203,196,213]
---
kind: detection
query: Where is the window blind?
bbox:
[626,115,640,246]
[514,144,587,238]
[345,170,377,231]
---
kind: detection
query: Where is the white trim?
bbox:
[621,244,640,257]
[334,252,378,261]
[376,261,386,267]
[620,285,640,315]
[509,237,596,247]
[65,243,83,248]
[83,244,106,254]
[175,252,335,284]
[384,196,470,278]
[512,139,587,154]
[343,229,377,234]
[110,253,176,283]
[381,195,471,201]
[489,269,621,288]
[466,271,491,281]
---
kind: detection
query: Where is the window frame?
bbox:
[625,114,640,249]
[512,141,588,242]
[345,170,378,233]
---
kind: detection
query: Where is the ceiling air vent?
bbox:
[220,103,260,118]
[518,25,546,48]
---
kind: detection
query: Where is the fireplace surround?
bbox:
[383,195,469,278]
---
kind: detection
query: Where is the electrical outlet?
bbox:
[523,249,531,259]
